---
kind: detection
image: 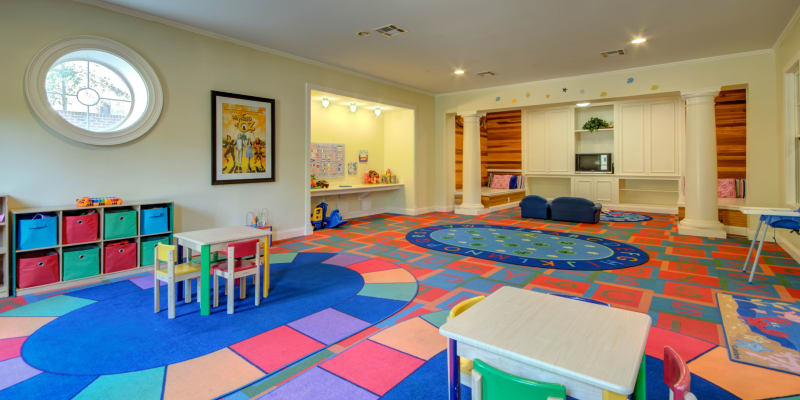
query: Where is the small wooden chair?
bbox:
[447,296,485,379]
[471,358,566,400]
[213,239,261,314]
[664,346,696,400]
[153,243,201,319]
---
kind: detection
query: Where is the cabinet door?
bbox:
[545,109,572,173]
[524,110,547,173]
[618,103,647,174]
[572,177,595,200]
[594,178,616,203]
[649,100,678,175]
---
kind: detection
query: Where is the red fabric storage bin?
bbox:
[18,252,59,288]
[63,212,99,244]
[104,241,137,273]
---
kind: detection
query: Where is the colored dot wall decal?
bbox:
[651,85,659,90]
[546,94,550,98]
[525,92,531,98]
[626,77,634,84]
[600,91,607,97]
[496,96,500,101]
[512,99,517,103]
[580,89,585,94]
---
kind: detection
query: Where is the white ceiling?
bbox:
[93,0,800,94]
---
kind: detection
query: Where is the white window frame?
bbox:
[25,36,163,146]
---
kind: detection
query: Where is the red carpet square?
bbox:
[230,326,325,373]
[320,339,424,395]
[645,326,715,362]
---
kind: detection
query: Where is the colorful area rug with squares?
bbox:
[406,224,649,270]
[0,252,416,399]
[601,211,653,222]
[719,293,800,376]
[2,207,800,399]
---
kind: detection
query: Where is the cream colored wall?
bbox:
[774,12,800,259]
[310,101,384,185]
[434,51,779,216]
[384,109,416,211]
[0,0,435,239]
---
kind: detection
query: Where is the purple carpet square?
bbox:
[323,253,371,267]
[258,367,377,400]
[128,275,166,290]
[0,357,41,390]
[288,308,371,345]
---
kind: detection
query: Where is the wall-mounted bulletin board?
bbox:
[310,143,345,178]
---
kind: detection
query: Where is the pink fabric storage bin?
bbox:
[104,241,137,273]
[490,174,512,189]
[18,252,59,288]
[63,212,99,244]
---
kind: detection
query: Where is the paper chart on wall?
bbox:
[310,143,345,178]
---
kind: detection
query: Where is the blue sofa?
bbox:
[519,195,550,219]
[550,197,602,224]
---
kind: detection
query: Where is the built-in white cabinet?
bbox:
[616,99,682,176]
[571,176,618,203]
[523,108,573,174]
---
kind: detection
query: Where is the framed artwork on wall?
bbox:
[211,90,276,185]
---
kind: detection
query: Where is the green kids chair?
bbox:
[471,359,566,400]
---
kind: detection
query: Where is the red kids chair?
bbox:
[664,346,696,400]
[212,239,261,314]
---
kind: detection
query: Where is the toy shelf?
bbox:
[310,183,404,197]
[9,201,173,296]
[0,195,8,298]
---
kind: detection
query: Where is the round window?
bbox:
[26,36,163,145]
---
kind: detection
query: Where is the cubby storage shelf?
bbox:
[9,201,173,296]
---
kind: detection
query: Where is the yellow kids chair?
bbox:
[448,296,485,376]
[212,239,262,314]
[154,243,202,319]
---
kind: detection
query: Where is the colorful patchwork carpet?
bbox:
[601,211,653,222]
[0,252,416,399]
[718,293,800,376]
[406,224,649,270]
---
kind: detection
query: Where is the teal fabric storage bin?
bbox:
[140,235,171,267]
[104,210,137,239]
[62,245,100,281]
[17,214,58,250]
[141,207,169,235]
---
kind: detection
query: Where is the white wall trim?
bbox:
[777,231,800,263]
[274,226,308,241]
[773,4,800,50]
[436,49,774,98]
[73,0,433,96]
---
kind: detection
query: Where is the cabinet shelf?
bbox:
[574,128,614,133]
[619,188,679,193]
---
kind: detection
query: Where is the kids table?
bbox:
[740,206,800,283]
[173,226,270,316]
[439,286,650,400]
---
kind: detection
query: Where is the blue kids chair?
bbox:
[742,207,800,283]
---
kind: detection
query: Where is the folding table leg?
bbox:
[742,219,763,273]
[748,225,770,284]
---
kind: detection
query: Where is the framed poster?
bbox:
[310,143,345,178]
[211,90,275,185]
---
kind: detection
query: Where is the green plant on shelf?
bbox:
[582,117,611,132]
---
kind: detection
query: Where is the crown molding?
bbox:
[774,3,800,50]
[71,0,434,97]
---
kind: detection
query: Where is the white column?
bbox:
[455,112,485,215]
[678,88,726,238]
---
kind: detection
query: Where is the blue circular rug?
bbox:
[600,211,653,222]
[406,224,648,270]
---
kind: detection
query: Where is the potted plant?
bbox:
[583,117,611,132]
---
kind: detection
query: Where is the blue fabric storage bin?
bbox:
[141,207,169,235]
[17,214,58,250]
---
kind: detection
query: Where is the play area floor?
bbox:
[2,208,800,399]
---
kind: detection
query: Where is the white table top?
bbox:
[310,183,404,197]
[174,226,270,249]
[439,286,651,394]
[739,206,800,217]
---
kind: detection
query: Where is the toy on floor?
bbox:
[76,197,122,207]
[310,201,348,230]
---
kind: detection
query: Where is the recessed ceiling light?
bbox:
[357,31,370,37]
[349,103,358,113]
[454,68,465,76]
[631,37,647,44]
[576,102,591,107]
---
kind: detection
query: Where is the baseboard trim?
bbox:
[603,203,678,214]
[275,226,309,241]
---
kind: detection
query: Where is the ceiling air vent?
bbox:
[601,49,625,58]
[374,24,408,37]
[477,71,496,77]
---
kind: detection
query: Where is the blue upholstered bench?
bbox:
[550,197,602,224]
[519,195,550,219]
